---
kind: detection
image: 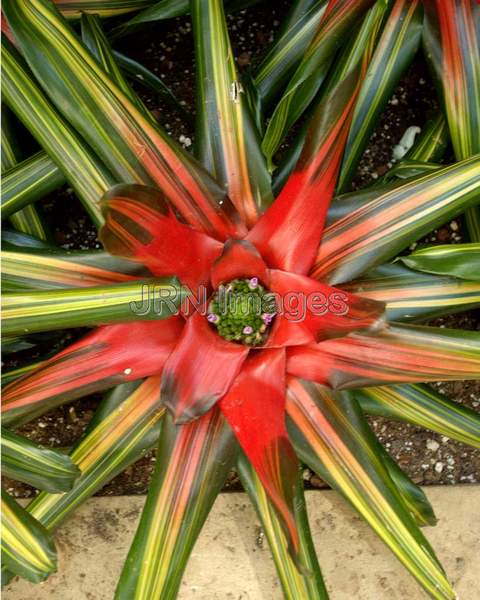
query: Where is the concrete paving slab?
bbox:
[3,486,479,599]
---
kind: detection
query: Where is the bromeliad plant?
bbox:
[1,0,480,598]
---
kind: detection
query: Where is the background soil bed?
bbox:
[3,2,479,498]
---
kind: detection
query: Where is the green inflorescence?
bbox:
[207,278,276,346]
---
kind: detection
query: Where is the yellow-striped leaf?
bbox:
[342,263,480,322]
[286,380,455,600]
[2,428,80,493]
[2,249,142,292]
[423,0,480,240]
[338,0,423,191]
[399,243,480,281]
[1,378,166,586]
[355,383,480,449]
[404,112,449,163]
[3,0,242,239]
[253,0,327,112]
[115,408,237,600]
[1,37,115,226]
[192,0,272,225]
[1,152,65,218]
[261,0,374,167]
[2,277,183,335]
[2,95,49,240]
[1,489,57,583]
[57,0,155,18]
[237,453,328,600]
[312,156,480,284]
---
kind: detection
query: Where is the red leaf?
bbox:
[100,184,223,291]
[219,348,300,557]
[286,345,330,386]
[286,325,480,389]
[264,315,315,349]
[210,239,269,288]
[161,311,249,423]
[247,69,362,275]
[2,318,183,421]
[269,269,385,342]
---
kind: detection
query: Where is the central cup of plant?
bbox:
[207,277,276,346]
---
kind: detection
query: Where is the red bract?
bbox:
[88,102,385,555]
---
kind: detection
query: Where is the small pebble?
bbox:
[302,469,312,482]
[434,462,444,474]
[426,439,440,452]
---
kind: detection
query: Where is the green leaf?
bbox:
[1,93,49,240]
[253,0,327,112]
[2,229,55,251]
[338,0,423,191]
[1,428,80,493]
[57,0,155,19]
[355,383,480,449]
[312,155,480,284]
[423,0,480,240]
[377,159,443,184]
[1,489,57,583]
[1,336,36,355]
[2,361,45,386]
[23,378,164,531]
[2,277,183,335]
[261,0,375,167]
[399,243,480,281]
[342,410,437,527]
[404,112,449,163]
[1,377,166,586]
[4,0,242,239]
[342,263,480,322]
[237,453,329,600]
[1,37,115,227]
[2,248,142,292]
[1,105,21,172]
[8,205,50,243]
[113,51,192,124]
[192,0,272,225]
[111,0,264,39]
[109,0,191,38]
[287,380,455,600]
[376,442,437,527]
[272,0,390,194]
[115,408,237,600]
[1,152,65,218]
[80,12,143,106]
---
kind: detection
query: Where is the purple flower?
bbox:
[207,313,219,324]
[262,313,274,325]
[248,277,259,289]
[243,325,254,335]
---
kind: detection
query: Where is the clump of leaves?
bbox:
[1,0,480,598]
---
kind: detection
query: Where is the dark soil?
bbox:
[3,2,479,499]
